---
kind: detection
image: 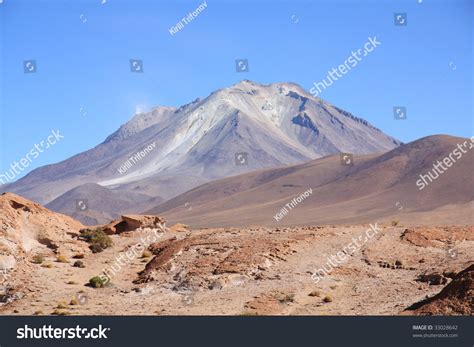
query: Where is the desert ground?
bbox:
[1,194,472,316]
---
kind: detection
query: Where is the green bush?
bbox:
[88,276,109,288]
[80,228,113,253]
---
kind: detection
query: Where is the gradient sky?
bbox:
[1,0,473,177]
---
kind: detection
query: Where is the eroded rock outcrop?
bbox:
[0,192,87,260]
[134,229,304,291]
[101,215,166,235]
[405,264,474,315]
[401,227,474,249]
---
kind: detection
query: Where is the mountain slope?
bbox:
[45,183,163,226]
[104,106,176,142]
[146,135,474,228]
[3,80,400,224]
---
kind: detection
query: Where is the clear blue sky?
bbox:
[1,0,473,177]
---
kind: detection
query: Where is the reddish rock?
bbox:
[401,227,474,249]
[102,215,165,235]
[0,192,86,258]
[406,264,474,315]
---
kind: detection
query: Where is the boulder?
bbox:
[406,265,474,315]
[416,273,448,285]
[101,215,166,235]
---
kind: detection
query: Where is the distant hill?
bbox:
[147,135,474,228]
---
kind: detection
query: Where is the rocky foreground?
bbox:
[0,193,473,315]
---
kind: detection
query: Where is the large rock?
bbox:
[0,192,87,258]
[406,264,474,315]
[0,192,89,293]
[102,215,165,235]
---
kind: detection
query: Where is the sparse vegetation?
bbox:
[33,310,44,315]
[308,290,321,297]
[73,260,85,268]
[69,298,78,305]
[31,254,44,264]
[141,250,152,258]
[391,220,399,226]
[80,228,113,253]
[56,254,69,263]
[323,295,333,303]
[278,293,295,304]
[56,301,68,309]
[88,276,109,288]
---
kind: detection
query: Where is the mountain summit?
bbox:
[4,80,400,224]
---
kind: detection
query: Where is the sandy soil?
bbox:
[1,224,472,316]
